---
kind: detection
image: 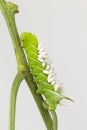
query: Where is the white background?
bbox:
[0,0,87,130]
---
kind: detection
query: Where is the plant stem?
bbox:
[0,0,27,72]
[25,75,53,130]
[9,72,25,130]
[0,0,54,130]
[50,111,58,130]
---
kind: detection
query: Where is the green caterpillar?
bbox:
[20,32,73,110]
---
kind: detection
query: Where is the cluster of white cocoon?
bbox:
[37,43,63,91]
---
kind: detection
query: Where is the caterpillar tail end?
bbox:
[64,96,74,102]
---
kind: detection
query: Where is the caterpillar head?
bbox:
[20,32,38,48]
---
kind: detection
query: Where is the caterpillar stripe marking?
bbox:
[20,32,73,110]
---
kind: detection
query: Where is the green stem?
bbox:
[25,75,53,130]
[0,0,27,72]
[50,111,58,130]
[42,101,58,130]
[9,72,25,130]
[0,1,54,130]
